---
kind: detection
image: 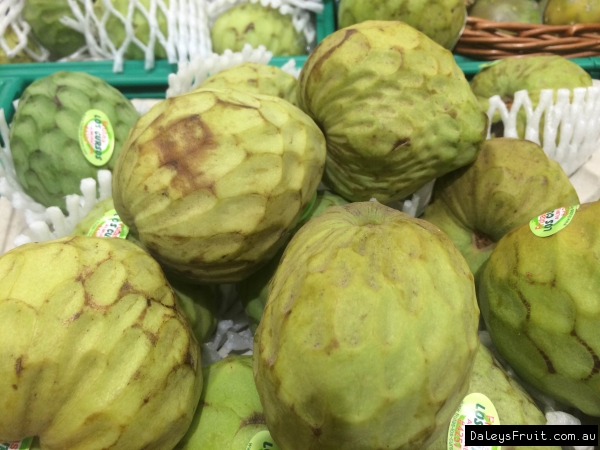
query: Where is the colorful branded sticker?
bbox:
[529,205,579,237]
[246,430,280,450]
[299,191,318,223]
[447,393,501,450]
[0,437,33,450]
[79,109,115,167]
[87,209,129,239]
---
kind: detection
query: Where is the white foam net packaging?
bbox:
[0,0,49,62]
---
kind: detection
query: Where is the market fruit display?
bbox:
[112,88,326,284]
[23,0,86,59]
[0,236,203,448]
[422,138,579,283]
[175,355,267,449]
[469,0,543,23]
[94,0,169,59]
[210,2,307,56]
[297,20,488,203]
[254,202,480,450]
[470,55,593,140]
[198,62,299,106]
[8,71,140,211]
[337,0,467,50]
[70,197,219,343]
[428,343,558,450]
[479,201,600,416]
[544,0,600,24]
[239,190,348,331]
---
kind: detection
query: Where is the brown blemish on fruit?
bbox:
[311,426,322,437]
[537,347,556,374]
[571,330,600,380]
[63,311,83,325]
[12,385,17,390]
[515,288,531,322]
[325,339,340,355]
[15,357,22,376]
[238,412,266,430]
[391,138,410,152]
[472,231,495,250]
[244,22,255,33]
[311,28,358,80]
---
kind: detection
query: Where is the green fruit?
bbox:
[198,63,299,106]
[0,236,203,448]
[544,0,600,24]
[254,202,480,450]
[470,56,592,140]
[112,88,326,284]
[470,0,542,23]
[94,0,169,60]
[428,343,558,450]
[422,138,579,283]
[175,355,267,449]
[71,197,218,343]
[9,72,140,211]
[297,20,488,203]
[239,191,348,331]
[0,27,35,64]
[479,201,600,416]
[338,0,467,49]
[23,0,86,59]
[210,2,307,56]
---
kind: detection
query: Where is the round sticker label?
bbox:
[529,205,579,237]
[246,430,280,450]
[447,393,501,450]
[79,109,115,167]
[87,209,129,239]
[0,437,33,450]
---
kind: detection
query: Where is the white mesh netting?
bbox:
[0,0,48,61]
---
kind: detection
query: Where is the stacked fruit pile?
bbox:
[468,0,600,25]
[1,15,599,450]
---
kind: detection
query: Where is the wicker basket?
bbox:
[455,16,600,60]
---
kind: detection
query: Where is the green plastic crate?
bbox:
[0,0,336,123]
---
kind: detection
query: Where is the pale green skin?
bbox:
[71,198,218,343]
[94,0,169,59]
[428,344,558,450]
[239,191,348,331]
[112,88,326,284]
[254,202,480,450]
[198,62,299,107]
[9,72,140,212]
[175,355,267,449]
[297,21,488,203]
[23,0,86,59]
[0,237,203,448]
[0,27,35,64]
[469,0,542,24]
[338,0,467,50]
[422,138,579,284]
[479,202,600,417]
[470,55,592,139]
[211,3,307,56]
[544,0,600,24]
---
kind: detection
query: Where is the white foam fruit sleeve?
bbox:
[0,0,49,62]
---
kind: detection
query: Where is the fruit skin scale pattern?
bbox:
[254,202,480,450]
[113,88,326,284]
[297,21,488,204]
[0,237,203,449]
[479,201,600,417]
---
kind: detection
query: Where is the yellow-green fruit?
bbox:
[175,355,267,449]
[0,27,35,64]
[0,236,203,449]
[211,2,307,56]
[338,0,466,49]
[544,0,600,24]
[479,201,600,416]
[254,202,480,450]
[428,344,557,450]
[297,21,487,203]
[94,0,169,59]
[112,88,326,284]
[239,191,348,331]
[23,0,86,59]
[198,62,299,106]
[470,55,592,139]
[422,138,579,283]
[71,198,218,343]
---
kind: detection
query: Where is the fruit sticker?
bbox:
[87,209,129,239]
[529,205,579,237]
[0,437,33,450]
[246,430,280,450]
[447,393,500,450]
[79,109,115,167]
